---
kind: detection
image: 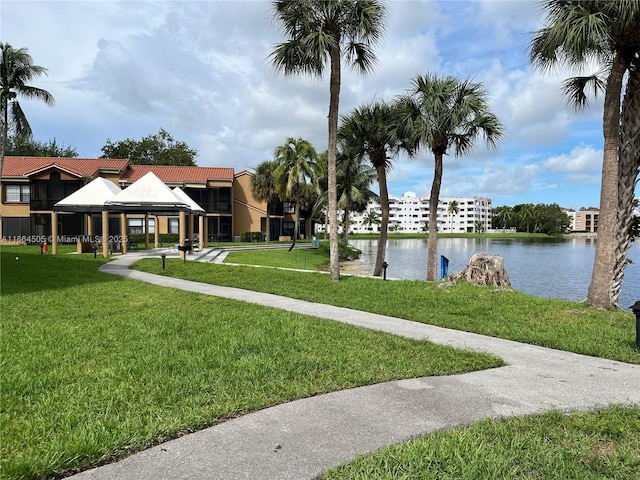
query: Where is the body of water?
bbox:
[347,237,640,309]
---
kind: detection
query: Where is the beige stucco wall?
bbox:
[232,172,266,236]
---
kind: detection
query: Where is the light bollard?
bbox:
[631,301,640,351]
[382,261,388,281]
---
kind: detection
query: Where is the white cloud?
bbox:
[543,143,602,174]
[3,0,636,208]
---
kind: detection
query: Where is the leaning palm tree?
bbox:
[251,160,279,243]
[529,0,640,308]
[335,150,377,251]
[311,151,330,241]
[399,74,504,281]
[339,100,414,276]
[270,0,387,281]
[1,42,54,176]
[447,200,460,233]
[273,137,319,251]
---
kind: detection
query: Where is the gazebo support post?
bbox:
[102,210,109,258]
[51,212,58,255]
[144,214,150,250]
[179,211,186,261]
[199,216,205,250]
[188,214,194,254]
[120,213,128,255]
[155,215,160,248]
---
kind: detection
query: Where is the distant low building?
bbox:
[567,209,599,233]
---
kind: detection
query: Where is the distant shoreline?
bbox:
[347,232,597,240]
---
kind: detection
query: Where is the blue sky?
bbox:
[3,0,635,210]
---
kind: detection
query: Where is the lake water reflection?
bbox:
[348,237,639,308]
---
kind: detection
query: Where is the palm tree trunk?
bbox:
[374,163,389,276]
[342,210,349,252]
[327,48,341,281]
[324,213,328,241]
[265,210,271,243]
[611,62,640,307]
[289,200,300,251]
[1,97,8,182]
[427,152,443,281]
[587,53,627,308]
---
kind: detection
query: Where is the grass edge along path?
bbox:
[323,404,640,480]
[133,257,640,365]
[0,246,501,480]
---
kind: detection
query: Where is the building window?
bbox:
[4,184,30,203]
[168,218,179,234]
[282,221,295,237]
[127,218,155,234]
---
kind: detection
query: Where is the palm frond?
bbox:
[561,74,606,110]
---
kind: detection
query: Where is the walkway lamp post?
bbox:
[631,301,640,351]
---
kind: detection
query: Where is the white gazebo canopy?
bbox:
[49,171,205,257]
[104,171,190,214]
[53,177,121,213]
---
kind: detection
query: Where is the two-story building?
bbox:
[0,156,313,243]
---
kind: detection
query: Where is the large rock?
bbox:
[450,254,511,287]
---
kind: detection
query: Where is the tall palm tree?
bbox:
[273,137,319,251]
[521,204,535,233]
[501,206,513,230]
[335,150,377,250]
[1,43,54,176]
[399,74,504,281]
[529,0,640,308]
[251,160,279,243]
[339,100,414,276]
[447,200,460,233]
[270,0,387,281]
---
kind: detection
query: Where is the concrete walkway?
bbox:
[71,251,640,480]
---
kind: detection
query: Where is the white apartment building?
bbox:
[348,192,492,234]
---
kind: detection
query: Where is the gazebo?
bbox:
[54,172,204,258]
[52,177,122,255]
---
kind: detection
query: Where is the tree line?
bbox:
[492,204,572,236]
[3,128,197,166]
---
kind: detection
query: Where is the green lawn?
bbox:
[324,405,640,479]
[224,245,330,270]
[0,245,500,480]
[135,253,640,364]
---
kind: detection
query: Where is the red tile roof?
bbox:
[2,157,235,184]
[121,165,235,184]
[2,156,130,178]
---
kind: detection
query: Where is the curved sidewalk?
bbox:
[72,252,640,480]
